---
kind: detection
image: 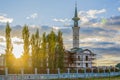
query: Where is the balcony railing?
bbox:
[72,58,96,61]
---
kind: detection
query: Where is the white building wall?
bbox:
[74,51,94,68]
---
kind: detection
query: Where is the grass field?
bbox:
[52,76,120,80]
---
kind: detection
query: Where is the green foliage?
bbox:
[5,22,15,69]
[41,32,47,68]
[31,30,65,69]
[55,30,64,69]
[47,30,57,69]
[116,63,120,69]
[31,29,41,69]
[4,22,65,71]
[21,25,30,69]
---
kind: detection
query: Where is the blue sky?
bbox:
[0,0,120,66]
[0,0,120,26]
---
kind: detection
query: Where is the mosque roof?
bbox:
[70,47,83,53]
[69,47,96,55]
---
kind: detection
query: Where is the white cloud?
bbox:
[87,9,106,18]
[0,15,13,23]
[29,25,40,28]
[52,26,70,31]
[53,18,71,23]
[26,13,38,19]
[118,7,120,11]
[0,42,6,54]
[81,37,102,43]
[79,9,106,24]
[0,36,5,42]
[12,37,23,43]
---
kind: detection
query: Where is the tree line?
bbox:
[5,23,65,73]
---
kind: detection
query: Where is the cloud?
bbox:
[95,54,120,66]
[118,7,120,11]
[0,36,5,42]
[12,37,23,44]
[29,25,40,29]
[53,18,71,23]
[0,15,13,23]
[106,16,120,26]
[78,9,106,24]
[26,13,38,19]
[87,9,106,18]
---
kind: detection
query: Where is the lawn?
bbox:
[52,76,120,80]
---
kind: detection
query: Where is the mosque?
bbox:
[64,3,96,68]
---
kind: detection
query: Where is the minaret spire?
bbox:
[72,2,80,27]
[72,2,80,48]
[75,1,78,17]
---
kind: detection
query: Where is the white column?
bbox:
[109,67,111,73]
[76,68,78,73]
[84,68,86,73]
[97,67,99,73]
[57,68,60,74]
[5,67,8,76]
[5,67,8,80]
[47,68,49,74]
[76,68,79,78]
[103,68,106,73]
[35,68,37,74]
[84,68,86,78]
[21,68,24,75]
[21,68,24,80]
[67,68,70,74]
[91,68,93,73]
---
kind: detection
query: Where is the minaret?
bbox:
[72,3,80,48]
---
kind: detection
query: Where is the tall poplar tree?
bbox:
[5,22,15,69]
[34,29,41,68]
[56,30,64,69]
[31,29,41,68]
[31,34,35,68]
[41,32,47,68]
[47,30,57,69]
[22,25,30,69]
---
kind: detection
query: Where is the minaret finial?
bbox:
[75,0,77,8]
[72,1,80,27]
[75,1,77,17]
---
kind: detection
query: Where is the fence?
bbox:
[0,67,120,80]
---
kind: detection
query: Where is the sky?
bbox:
[0,0,120,66]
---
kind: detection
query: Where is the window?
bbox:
[86,56,88,61]
[78,63,80,66]
[86,63,88,67]
[74,36,77,39]
[78,56,80,60]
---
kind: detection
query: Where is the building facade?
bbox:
[64,3,96,68]
[65,48,95,68]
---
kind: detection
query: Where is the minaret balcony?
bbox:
[72,17,80,21]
